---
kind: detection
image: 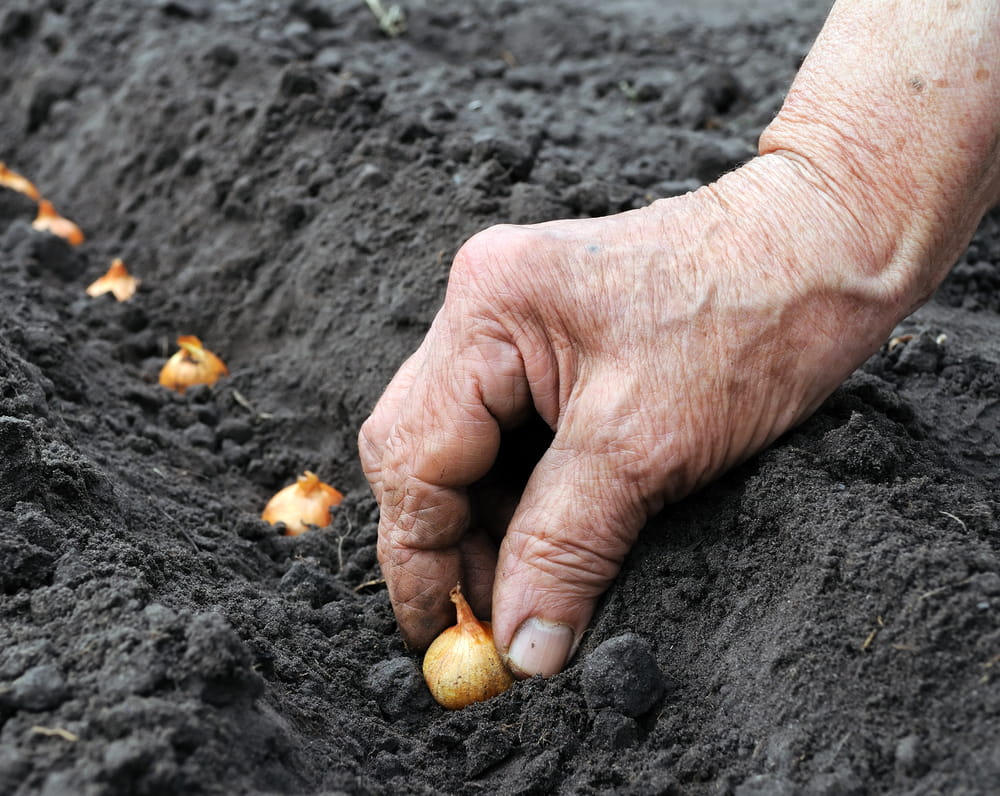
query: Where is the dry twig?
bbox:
[30,726,79,742]
[365,0,406,37]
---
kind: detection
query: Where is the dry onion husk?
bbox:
[86,258,140,302]
[32,199,84,246]
[261,470,344,535]
[158,335,229,393]
[422,584,514,709]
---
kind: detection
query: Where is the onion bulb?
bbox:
[422,585,514,709]
[86,258,140,302]
[32,199,84,246]
[158,335,229,393]
[261,470,344,535]
[0,162,40,200]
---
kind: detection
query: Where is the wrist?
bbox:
[699,152,914,349]
[645,153,919,446]
[759,113,995,317]
[758,0,1000,315]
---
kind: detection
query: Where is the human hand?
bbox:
[360,0,1000,678]
[359,152,913,677]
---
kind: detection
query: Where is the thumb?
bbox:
[491,401,658,677]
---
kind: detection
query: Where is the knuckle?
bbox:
[376,530,415,571]
[379,476,469,551]
[451,224,529,293]
[357,418,383,475]
[379,422,419,490]
[506,526,626,593]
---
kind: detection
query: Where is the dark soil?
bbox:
[2,1,999,793]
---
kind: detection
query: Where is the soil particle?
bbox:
[0,189,37,225]
[895,733,928,777]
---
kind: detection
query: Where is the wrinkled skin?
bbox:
[361,0,1000,677]
[360,152,906,673]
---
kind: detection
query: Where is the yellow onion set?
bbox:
[86,258,140,301]
[261,471,344,535]
[33,199,85,246]
[158,336,229,394]
[422,585,515,709]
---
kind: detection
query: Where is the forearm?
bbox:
[759,0,1000,314]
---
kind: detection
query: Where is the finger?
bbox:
[358,338,431,505]
[377,328,532,649]
[377,525,497,650]
[491,389,659,677]
[377,494,464,650]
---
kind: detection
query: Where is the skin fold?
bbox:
[359,0,1000,677]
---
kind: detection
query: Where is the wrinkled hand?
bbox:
[359,153,905,677]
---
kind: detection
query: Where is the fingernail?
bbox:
[507,617,575,678]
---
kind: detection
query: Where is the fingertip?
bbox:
[380,527,499,652]
[391,586,453,652]
[379,540,461,651]
[398,615,448,653]
[505,616,577,678]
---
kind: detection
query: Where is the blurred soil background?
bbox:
[1,0,999,793]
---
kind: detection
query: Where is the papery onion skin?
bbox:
[422,585,514,710]
[32,199,84,246]
[158,335,229,393]
[261,470,344,535]
[86,258,139,302]
[0,162,41,200]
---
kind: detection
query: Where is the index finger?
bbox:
[375,324,530,648]
[358,337,430,505]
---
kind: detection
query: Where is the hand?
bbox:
[361,0,1000,677]
[359,152,910,677]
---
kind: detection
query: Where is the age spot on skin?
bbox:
[946,0,961,9]
[932,78,949,89]
[975,68,990,82]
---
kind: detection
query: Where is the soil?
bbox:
[1,1,999,794]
